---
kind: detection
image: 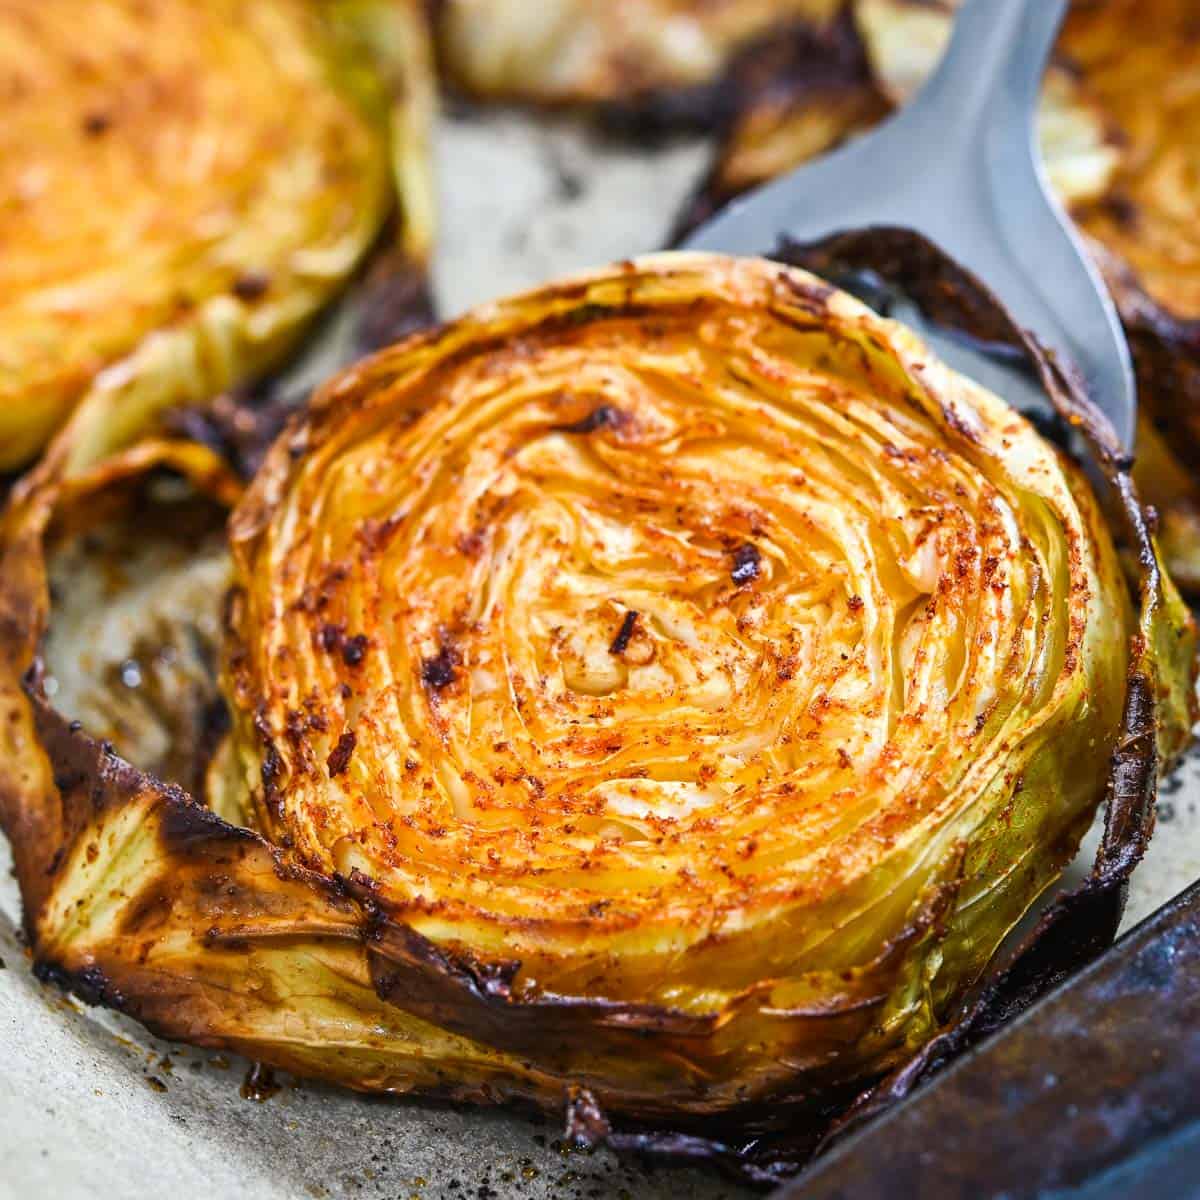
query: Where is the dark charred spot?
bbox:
[422,642,461,692]
[882,441,918,463]
[284,709,308,744]
[1103,191,1140,231]
[161,799,252,852]
[118,887,176,935]
[470,956,522,995]
[355,263,437,354]
[34,960,126,1011]
[359,515,404,555]
[53,766,86,795]
[554,405,622,435]
[260,744,283,815]
[240,1063,280,1102]
[231,271,271,302]
[318,622,343,654]
[82,110,111,136]
[327,731,357,778]
[779,271,835,314]
[609,610,639,656]
[344,868,379,901]
[848,594,865,612]
[163,398,297,483]
[456,527,486,558]
[342,634,369,668]
[731,543,762,586]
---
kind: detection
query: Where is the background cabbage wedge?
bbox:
[0,0,434,475]
[0,254,1192,1180]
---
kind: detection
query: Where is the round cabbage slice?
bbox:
[0,0,433,473]
[229,251,1131,1023]
[0,254,1192,1178]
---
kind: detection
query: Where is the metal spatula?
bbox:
[682,0,1136,448]
[775,877,1200,1199]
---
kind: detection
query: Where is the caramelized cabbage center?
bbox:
[225,254,1128,999]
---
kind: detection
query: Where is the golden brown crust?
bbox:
[0,0,433,473]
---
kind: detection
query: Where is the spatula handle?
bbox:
[907,0,1069,135]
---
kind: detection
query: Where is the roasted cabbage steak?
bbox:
[0,254,1193,1181]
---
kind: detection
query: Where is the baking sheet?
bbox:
[2,104,1198,1200]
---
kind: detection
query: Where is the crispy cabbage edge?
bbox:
[0,246,1194,1188]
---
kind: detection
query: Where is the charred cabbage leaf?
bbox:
[1,253,1193,1183]
[0,0,434,474]
[679,0,1200,597]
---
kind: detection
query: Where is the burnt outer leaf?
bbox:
[669,8,888,239]
[600,9,883,142]
[436,9,876,143]
[163,395,300,484]
[355,251,439,357]
[10,655,956,1128]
